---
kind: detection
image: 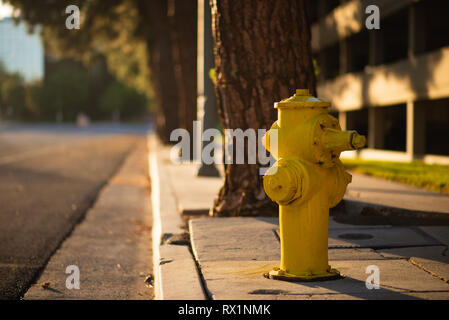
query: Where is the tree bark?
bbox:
[169,0,198,155]
[210,0,316,216]
[138,0,180,143]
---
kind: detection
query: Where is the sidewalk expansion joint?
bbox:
[188,241,213,300]
[408,258,449,284]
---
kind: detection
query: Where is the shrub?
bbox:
[38,66,89,121]
[0,65,26,119]
[99,81,148,120]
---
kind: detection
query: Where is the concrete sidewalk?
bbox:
[189,218,449,299]
[151,138,449,300]
[346,174,449,214]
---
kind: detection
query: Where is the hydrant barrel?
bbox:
[263,89,366,282]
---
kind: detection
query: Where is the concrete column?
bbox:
[406,100,426,158]
[197,0,220,176]
[368,107,385,149]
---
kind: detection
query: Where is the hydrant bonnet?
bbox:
[274,89,330,109]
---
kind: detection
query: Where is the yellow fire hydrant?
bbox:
[262,89,366,281]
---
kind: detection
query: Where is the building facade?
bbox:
[309,0,449,163]
[0,17,44,83]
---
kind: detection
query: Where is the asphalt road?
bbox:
[0,123,150,299]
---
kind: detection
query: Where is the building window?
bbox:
[346,109,368,138]
[414,0,449,55]
[423,98,449,156]
[317,43,339,81]
[382,104,406,152]
[346,31,369,73]
[380,8,409,65]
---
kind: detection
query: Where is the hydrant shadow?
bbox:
[256,275,426,300]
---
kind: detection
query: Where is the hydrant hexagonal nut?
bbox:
[263,160,301,205]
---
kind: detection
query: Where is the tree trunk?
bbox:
[138,0,180,143]
[210,0,316,216]
[169,0,198,155]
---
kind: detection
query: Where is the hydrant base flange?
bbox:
[264,266,342,282]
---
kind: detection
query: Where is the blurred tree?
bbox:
[24,82,42,118]
[5,0,197,141]
[85,53,115,119]
[134,0,180,142]
[0,56,147,122]
[0,63,26,119]
[169,0,198,146]
[99,81,148,121]
[38,65,89,121]
[210,0,316,216]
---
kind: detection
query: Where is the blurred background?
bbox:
[310,0,449,161]
[0,0,448,193]
[1,0,449,300]
[0,0,151,124]
[0,0,448,156]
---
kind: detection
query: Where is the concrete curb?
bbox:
[148,134,206,300]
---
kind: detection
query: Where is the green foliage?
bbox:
[0,74,25,116]
[38,65,89,121]
[342,159,449,195]
[104,39,154,108]
[0,58,148,122]
[99,81,148,120]
[0,63,26,119]
[5,0,155,112]
[24,82,42,117]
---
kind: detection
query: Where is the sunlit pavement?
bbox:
[150,140,449,300]
[0,122,151,299]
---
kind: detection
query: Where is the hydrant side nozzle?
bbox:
[321,129,366,153]
[320,129,353,153]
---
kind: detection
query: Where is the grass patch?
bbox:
[342,159,449,195]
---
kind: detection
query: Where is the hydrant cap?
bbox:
[263,164,298,204]
[275,89,331,109]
